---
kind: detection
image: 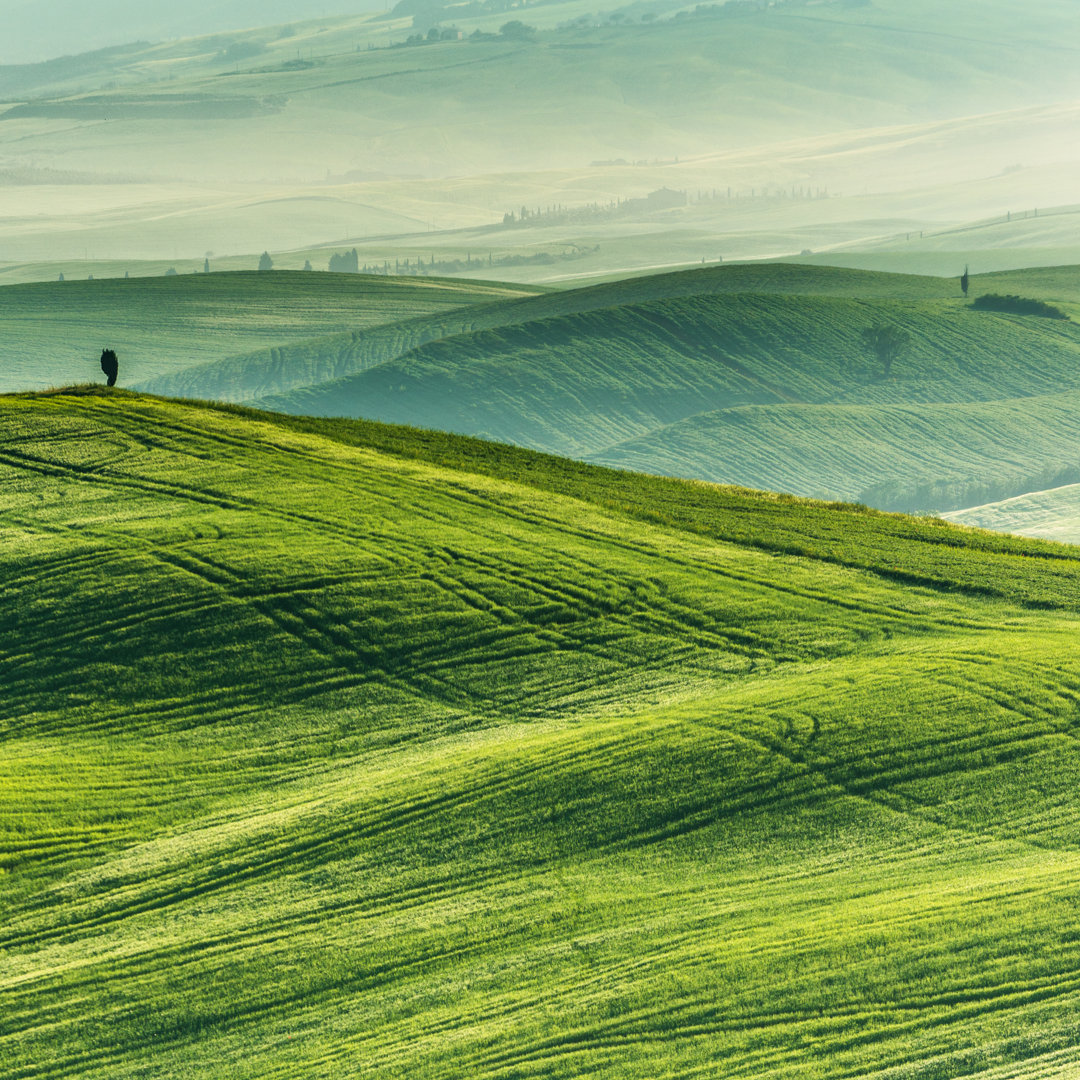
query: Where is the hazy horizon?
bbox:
[0,0,382,65]
[2,0,1080,283]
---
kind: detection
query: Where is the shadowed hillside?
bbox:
[0,271,537,394]
[248,266,1080,511]
[140,262,950,403]
[7,389,1080,1076]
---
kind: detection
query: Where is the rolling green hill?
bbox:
[0,271,536,394]
[9,388,1080,1077]
[251,268,1080,512]
[593,391,1080,513]
[140,262,950,403]
[11,262,1080,520]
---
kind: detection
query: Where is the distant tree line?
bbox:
[324,246,598,276]
[77,241,597,281]
[399,20,532,46]
[329,249,360,273]
[503,188,687,228]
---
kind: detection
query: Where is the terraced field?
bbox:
[8,388,1080,1077]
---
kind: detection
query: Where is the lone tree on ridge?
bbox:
[258,251,274,272]
[960,265,970,297]
[861,323,911,378]
[100,348,118,387]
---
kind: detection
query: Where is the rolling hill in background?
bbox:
[226,262,1080,516]
[0,272,536,393]
[10,261,1080,518]
[9,388,1080,1078]
[139,262,945,402]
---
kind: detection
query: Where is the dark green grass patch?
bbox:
[972,293,1070,319]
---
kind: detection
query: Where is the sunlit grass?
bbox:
[3,390,1080,1077]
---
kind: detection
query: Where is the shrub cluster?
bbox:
[971,293,1069,319]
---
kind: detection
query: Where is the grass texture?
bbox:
[5,388,1080,1077]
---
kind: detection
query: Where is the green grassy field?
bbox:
[0,271,536,394]
[236,264,1080,513]
[140,262,948,402]
[8,388,1080,1077]
[260,290,1080,449]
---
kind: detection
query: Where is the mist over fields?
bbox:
[2,0,1080,279]
[0,1,379,64]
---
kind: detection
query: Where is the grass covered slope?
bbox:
[592,391,1080,512]
[9,389,1080,1076]
[945,483,1080,544]
[140,262,947,404]
[259,281,1080,474]
[249,263,1080,515]
[0,271,535,395]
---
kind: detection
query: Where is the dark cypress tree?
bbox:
[100,349,119,387]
